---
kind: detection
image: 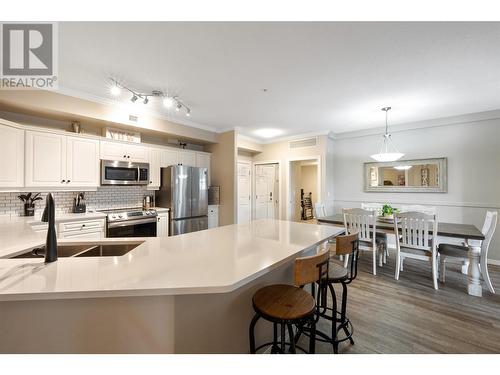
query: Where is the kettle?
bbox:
[143,195,153,210]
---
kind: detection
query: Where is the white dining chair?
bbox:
[314,202,327,218]
[438,211,497,293]
[361,202,392,264]
[394,211,439,290]
[343,208,385,275]
[401,205,437,215]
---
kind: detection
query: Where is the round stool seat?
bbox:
[328,262,348,281]
[253,284,316,322]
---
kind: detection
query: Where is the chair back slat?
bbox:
[335,231,360,256]
[481,211,498,260]
[343,208,375,243]
[394,211,437,252]
[294,250,329,286]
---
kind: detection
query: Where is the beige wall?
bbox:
[301,164,318,206]
[206,131,237,226]
[252,135,334,219]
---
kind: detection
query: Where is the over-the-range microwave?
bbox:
[101,160,150,186]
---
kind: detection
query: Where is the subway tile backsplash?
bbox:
[0,186,150,217]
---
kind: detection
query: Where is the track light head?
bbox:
[110,84,121,96]
[131,94,138,103]
[143,97,149,105]
[186,109,191,117]
[176,103,182,112]
[163,97,174,108]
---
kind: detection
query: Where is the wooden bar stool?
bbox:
[249,250,330,354]
[295,232,359,353]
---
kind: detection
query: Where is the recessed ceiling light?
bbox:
[253,128,284,139]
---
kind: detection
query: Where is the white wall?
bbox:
[333,117,500,261]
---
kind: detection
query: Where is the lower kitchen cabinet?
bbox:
[157,212,169,237]
[208,205,219,229]
[30,218,106,239]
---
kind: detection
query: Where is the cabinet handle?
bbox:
[66,180,71,183]
[61,179,65,183]
[123,155,127,158]
[127,155,130,158]
[81,224,86,228]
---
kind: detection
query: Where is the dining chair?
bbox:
[361,202,391,264]
[314,202,327,218]
[438,211,497,293]
[401,205,437,215]
[343,208,386,275]
[394,211,439,290]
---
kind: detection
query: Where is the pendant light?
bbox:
[370,107,404,162]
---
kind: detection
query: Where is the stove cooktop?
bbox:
[98,207,157,222]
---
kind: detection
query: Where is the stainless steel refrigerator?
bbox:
[155,166,208,235]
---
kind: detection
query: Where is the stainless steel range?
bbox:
[99,207,158,238]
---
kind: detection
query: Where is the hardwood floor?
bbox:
[299,253,500,354]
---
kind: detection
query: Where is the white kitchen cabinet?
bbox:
[196,152,211,185]
[157,212,169,237]
[25,131,67,187]
[178,150,196,166]
[0,124,24,187]
[148,148,162,189]
[208,205,219,229]
[26,131,99,188]
[100,140,148,163]
[59,219,105,239]
[66,136,100,187]
[160,148,178,167]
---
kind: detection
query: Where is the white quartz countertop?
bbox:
[0,219,343,301]
[0,212,107,259]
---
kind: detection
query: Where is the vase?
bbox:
[24,203,35,217]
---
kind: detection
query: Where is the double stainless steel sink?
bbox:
[12,242,141,259]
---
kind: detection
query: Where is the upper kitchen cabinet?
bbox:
[148,147,162,189]
[178,150,196,166]
[196,152,211,185]
[0,124,24,188]
[25,131,67,187]
[66,136,100,187]
[100,140,148,163]
[25,131,100,188]
[160,148,178,167]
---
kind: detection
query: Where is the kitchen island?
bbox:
[0,219,343,353]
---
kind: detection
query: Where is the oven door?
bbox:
[107,217,157,237]
[101,160,149,185]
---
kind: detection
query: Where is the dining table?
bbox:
[317,214,486,297]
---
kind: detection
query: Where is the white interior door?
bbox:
[254,164,278,220]
[237,162,251,224]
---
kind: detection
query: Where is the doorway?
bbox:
[288,158,320,222]
[254,163,279,220]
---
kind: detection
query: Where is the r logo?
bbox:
[2,23,53,76]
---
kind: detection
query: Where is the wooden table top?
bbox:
[317,214,485,241]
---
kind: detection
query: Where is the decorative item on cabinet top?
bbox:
[103,126,141,143]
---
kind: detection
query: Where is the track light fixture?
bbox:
[109,78,192,116]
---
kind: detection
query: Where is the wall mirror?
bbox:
[364,157,447,193]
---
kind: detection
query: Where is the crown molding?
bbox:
[332,109,500,140]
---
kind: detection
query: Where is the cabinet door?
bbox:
[0,125,24,187]
[100,140,127,161]
[178,150,196,166]
[196,152,211,185]
[157,213,169,237]
[25,131,67,187]
[127,144,149,163]
[161,148,179,167]
[66,136,99,187]
[148,148,162,188]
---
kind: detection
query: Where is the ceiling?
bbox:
[57,22,500,141]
